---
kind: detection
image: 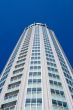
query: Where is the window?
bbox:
[31,57,40,60]
[2,106,15,110]
[3,70,10,76]
[51,89,65,97]
[49,80,62,87]
[32,53,40,56]
[11,74,22,81]
[30,66,41,70]
[0,81,5,88]
[48,67,58,72]
[8,81,21,89]
[47,62,56,67]
[19,51,27,55]
[28,79,41,84]
[51,89,55,94]
[46,58,55,62]
[32,50,40,52]
[15,63,25,68]
[29,72,41,76]
[31,61,40,64]
[37,98,42,103]
[17,58,26,63]
[1,101,16,110]
[27,88,41,93]
[48,73,60,79]
[26,98,42,104]
[1,74,8,82]
[4,90,19,100]
[18,55,26,59]
[52,99,68,108]
[13,68,24,74]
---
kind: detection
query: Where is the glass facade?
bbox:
[0,23,73,110]
[25,25,42,110]
[42,27,69,110]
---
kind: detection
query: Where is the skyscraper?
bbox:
[0,23,73,110]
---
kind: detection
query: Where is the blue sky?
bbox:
[0,0,73,73]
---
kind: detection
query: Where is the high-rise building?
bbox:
[0,23,73,110]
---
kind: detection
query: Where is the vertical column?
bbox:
[39,26,52,110]
[0,28,29,108]
[16,26,35,110]
[51,31,73,79]
[23,24,43,110]
[47,29,73,110]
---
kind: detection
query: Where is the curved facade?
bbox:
[0,23,73,110]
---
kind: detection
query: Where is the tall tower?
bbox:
[0,23,73,110]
